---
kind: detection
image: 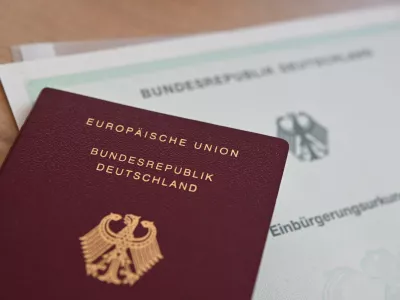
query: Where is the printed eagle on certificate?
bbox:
[79,213,163,286]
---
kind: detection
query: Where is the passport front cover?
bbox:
[0,89,288,300]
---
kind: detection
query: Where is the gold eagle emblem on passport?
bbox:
[79,213,163,286]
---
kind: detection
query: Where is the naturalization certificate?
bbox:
[1,5,400,300]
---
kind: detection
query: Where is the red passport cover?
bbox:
[0,88,288,300]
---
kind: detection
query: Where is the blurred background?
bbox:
[0,0,395,63]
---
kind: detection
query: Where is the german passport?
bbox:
[0,89,288,300]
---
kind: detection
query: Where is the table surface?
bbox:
[0,0,394,166]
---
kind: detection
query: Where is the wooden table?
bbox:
[0,0,394,166]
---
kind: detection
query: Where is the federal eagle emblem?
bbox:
[79,213,163,286]
[277,112,329,161]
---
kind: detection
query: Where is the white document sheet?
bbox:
[10,37,173,62]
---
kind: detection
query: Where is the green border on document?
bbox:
[27,21,400,101]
